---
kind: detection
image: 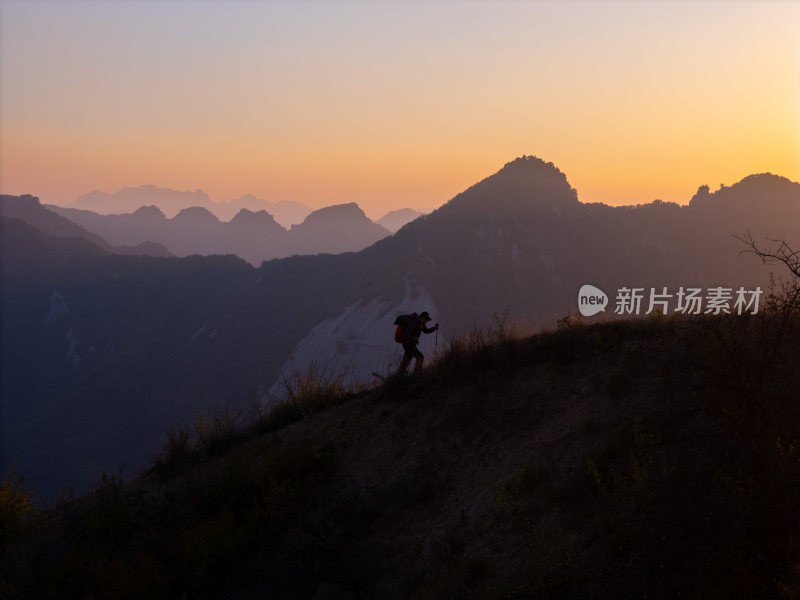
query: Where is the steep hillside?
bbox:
[4,312,800,599]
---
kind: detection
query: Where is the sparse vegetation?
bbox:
[154,363,352,480]
[3,275,800,598]
[279,361,351,414]
[0,468,34,545]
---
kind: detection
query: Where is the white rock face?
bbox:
[271,282,441,396]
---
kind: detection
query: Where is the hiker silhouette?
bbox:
[395,311,439,374]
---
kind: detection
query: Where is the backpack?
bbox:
[393,313,417,343]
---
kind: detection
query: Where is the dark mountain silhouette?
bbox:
[391,159,798,328]
[2,225,256,503]
[689,173,800,237]
[1,194,112,250]
[1,216,109,270]
[2,156,799,506]
[1,195,172,258]
[376,207,423,232]
[48,200,390,265]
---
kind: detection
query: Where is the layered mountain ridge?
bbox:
[0,195,172,258]
[66,184,423,230]
[47,201,392,265]
[2,155,799,505]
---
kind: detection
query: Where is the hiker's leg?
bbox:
[397,343,415,374]
[398,355,411,374]
[413,347,424,373]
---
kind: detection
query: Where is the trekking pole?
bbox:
[434,328,439,360]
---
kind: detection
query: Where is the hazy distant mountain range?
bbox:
[2,156,799,504]
[70,185,311,227]
[375,207,423,232]
[48,201,393,265]
[67,184,424,232]
[48,185,423,264]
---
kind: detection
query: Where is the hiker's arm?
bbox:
[422,323,439,334]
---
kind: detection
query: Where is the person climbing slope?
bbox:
[394,311,439,375]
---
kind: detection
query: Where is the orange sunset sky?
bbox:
[1,0,798,219]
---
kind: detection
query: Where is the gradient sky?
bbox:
[1,0,798,219]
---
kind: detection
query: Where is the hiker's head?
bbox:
[419,311,432,322]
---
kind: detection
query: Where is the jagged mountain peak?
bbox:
[474,155,577,199]
[229,208,282,229]
[443,155,579,215]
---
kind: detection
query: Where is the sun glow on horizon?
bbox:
[1,1,798,218]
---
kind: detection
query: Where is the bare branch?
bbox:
[735,231,800,279]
